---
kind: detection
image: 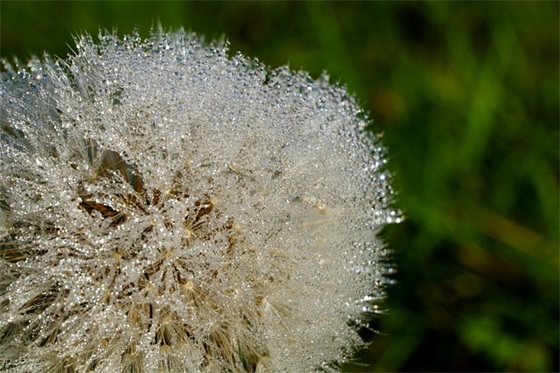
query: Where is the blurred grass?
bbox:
[1,2,558,372]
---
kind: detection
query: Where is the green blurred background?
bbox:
[1,2,558,372]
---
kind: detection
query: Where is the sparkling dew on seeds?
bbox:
[0,29,398,372]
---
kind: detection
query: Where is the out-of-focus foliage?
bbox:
[1,2,558,372]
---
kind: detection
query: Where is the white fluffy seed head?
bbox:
[0,29,397,372]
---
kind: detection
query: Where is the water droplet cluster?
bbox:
[0,29,397,372]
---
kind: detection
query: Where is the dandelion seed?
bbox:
[0,29,398,372]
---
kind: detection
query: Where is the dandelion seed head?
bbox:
[0,29,397,372]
